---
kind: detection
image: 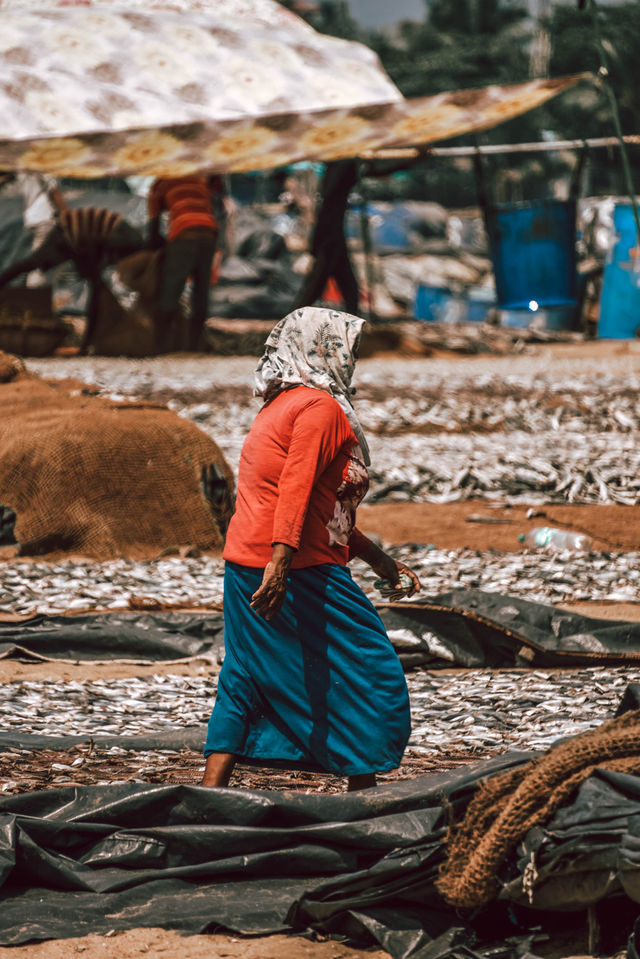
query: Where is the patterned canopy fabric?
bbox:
[0,0,586,176]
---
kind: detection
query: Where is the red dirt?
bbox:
[357,501,640,552]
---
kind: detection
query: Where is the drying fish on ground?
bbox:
[1,546,639,617]
[0,745,473,796]
[366,431,640,505]
[22,352,640,508]
[1,668,637,757]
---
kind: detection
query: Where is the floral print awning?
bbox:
[0,76,586,179]
[0,0,400,161]
[0,0,587,177]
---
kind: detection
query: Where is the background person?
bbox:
[201,306,420,792]
[147,174,222,352]
[292,159,360,314]
[293,156,419,315]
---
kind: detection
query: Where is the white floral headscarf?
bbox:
[254,306,370,464]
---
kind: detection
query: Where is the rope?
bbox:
[437,709,640,909]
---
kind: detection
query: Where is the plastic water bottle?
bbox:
[518,527,593,551]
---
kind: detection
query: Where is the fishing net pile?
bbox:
[437,708,640,908]
[0,352,234,559]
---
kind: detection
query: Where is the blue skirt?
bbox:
[204,562,411,776]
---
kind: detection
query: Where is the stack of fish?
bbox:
[2,546,640,617]
[1,667,637,759]
[26,355,640,506]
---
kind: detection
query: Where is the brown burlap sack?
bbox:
[0,359,234,559]
[116,249,161,304]
[88,249,161,357]
[436,709,640,909]
[0,350,25,383]
[89,282,156,357]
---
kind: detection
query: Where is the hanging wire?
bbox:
[585,0,640,245]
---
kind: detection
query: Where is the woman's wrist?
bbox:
[357,538,387,570]
[271,542,294,570]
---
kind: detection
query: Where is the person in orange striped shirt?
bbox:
[148,175,223,352]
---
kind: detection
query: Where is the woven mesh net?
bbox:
[0,352,234,559]
[436,708,640,909]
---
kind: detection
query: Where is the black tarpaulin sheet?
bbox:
[0,727,207,753]
[0,611,224,663]
[499,767,640,911]
[0,754,528,949]
[3,592,640,669]
[6,738,640,953]
[451,694,640,916]
[380,589,640,668]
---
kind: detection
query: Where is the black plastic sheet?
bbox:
[380,589,640,668]
[0,611,224,663]
[628,915,640,959]
[483,689,640,916]
[501,768,640,911]
[5,736,640,953]
[0,726,206,753]
[3,592,640,669]
[0,754,527,949]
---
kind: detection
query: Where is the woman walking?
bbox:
[202,307,420,791]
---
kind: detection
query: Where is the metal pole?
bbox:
[586,0,640,244]
[362,134,640,161]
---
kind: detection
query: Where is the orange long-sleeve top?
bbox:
[223,385,370,568]
[148,176,217,241]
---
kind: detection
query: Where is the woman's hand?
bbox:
[250,543,294,621]
[357,538,420,600]
[374,557,421,600]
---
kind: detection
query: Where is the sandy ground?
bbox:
[0,930,390,959]
[0,932,604,959]
[358,501,640,552]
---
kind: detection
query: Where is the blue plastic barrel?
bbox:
[414,285,453,321]
[486,199,578,309]
[415,285,497,323]
[598,203,640,339]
